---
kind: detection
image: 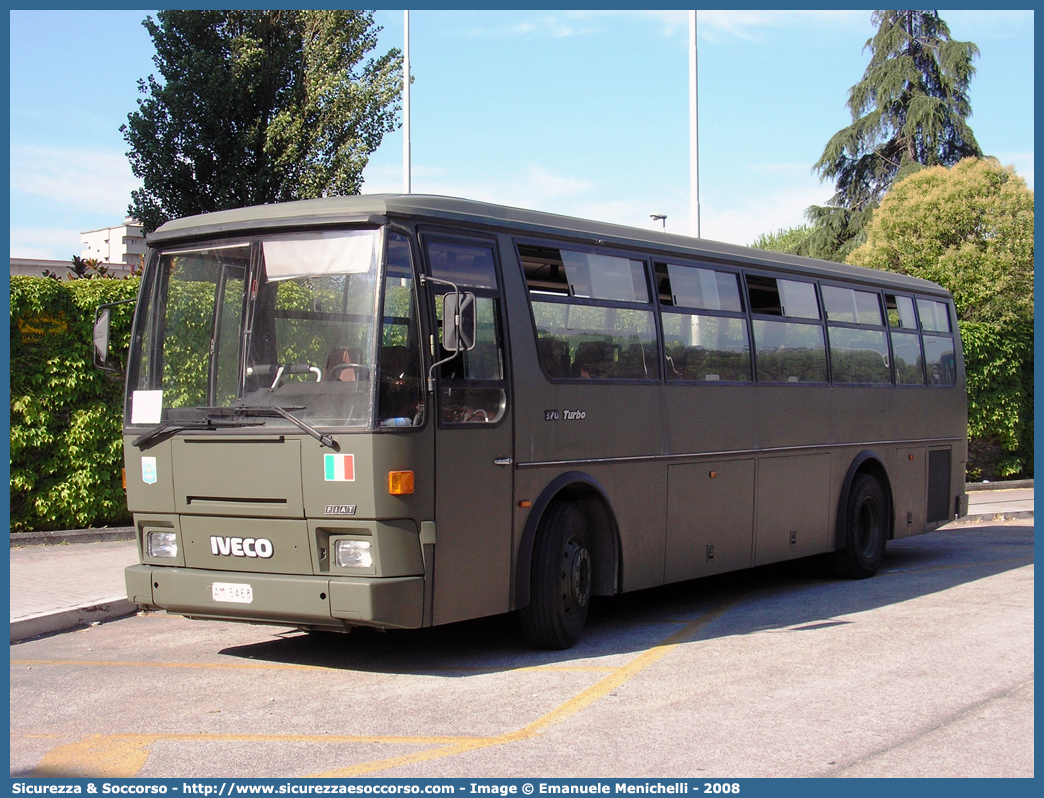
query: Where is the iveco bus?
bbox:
[106,195,968,649]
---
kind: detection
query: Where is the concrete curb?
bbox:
[10,527,136,548]
[948,510,1034,526]
[10,598,140,644]
[965,479,1034,492]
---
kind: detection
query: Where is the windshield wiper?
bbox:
[132,416,264,451]
[231,405,340,451]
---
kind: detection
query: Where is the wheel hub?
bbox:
[561,536,591,617]
[856,499,881,558]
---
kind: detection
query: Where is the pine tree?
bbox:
[123,10,402,234]
[806,10,982,260]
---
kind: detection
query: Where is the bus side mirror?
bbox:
[92,298,136,373]
[93,307,112,369]
[442,292,477,352]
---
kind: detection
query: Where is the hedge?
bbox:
[10,276,139,532]
[8,276,1033,532]
[961,320,1034,481]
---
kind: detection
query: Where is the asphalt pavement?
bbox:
[8,483,1033,643]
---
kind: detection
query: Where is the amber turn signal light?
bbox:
[388,470,415,495]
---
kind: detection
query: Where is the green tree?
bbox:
[123,10,402,234]
[848,157,1034,478]
[750,225,812,255]
[848,158,1033,326]
[807,10,982,261]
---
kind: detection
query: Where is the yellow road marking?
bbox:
[24,732,486,746]
[22,593,741,778]
[310,594,742,777]
[25,731,493,777]
[32,735,153,779]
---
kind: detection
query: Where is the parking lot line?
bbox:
[28,733,492,779]
[310,593,742,777]
[19,594,740,779]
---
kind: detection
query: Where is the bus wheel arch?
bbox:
[515,471,621,612]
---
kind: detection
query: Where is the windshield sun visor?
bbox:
[262,229,380,281]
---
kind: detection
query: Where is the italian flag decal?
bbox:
[324,453,355,482]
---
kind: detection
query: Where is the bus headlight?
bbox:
[147,531,178,558]
[335,539,372,569]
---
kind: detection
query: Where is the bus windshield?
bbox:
[129,229,385,430]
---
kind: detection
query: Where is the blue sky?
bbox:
[8,9,1035,260]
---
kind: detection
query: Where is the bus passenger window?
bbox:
[662,313,751,382]
[827,327,890,384]
[822,286,883,325]
[752,320,827,383]
[663,264,742,312]
[885,294,918,329]
[891,331,925,385]
[923,335,956,386]
[917,299,952,333]
[748,275,826,383]
[747,275,819,319]
[520,242,658,381]
[822,286,889,385]
[657,262,749,384]
[885,295,925,385]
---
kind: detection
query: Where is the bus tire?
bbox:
[831,473,887,579]
[519,502,592,650]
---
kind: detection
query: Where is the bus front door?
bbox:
[423,234,514,626]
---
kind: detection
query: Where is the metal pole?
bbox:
[689,10,700,238]
[403,10,411,194]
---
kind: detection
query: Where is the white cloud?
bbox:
[696,9,866,41]
[366,155,832,245]
[10,145,139,216]
[9,226,83,260]
[447,9,867,42]
[455,13,599,39]
[702,179,832,247]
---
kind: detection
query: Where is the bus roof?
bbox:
[149,194,949,296]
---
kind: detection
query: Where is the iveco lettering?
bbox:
[102,195,968,649]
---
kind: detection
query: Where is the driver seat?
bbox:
[326,348,363,382]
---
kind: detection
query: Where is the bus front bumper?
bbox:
[125,564,424,630]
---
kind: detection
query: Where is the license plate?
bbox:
[211,582,253,604]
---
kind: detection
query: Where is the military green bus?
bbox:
[111,195,968,649]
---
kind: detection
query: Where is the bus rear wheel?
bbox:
[519,502,592,650]
[831,473,887,579]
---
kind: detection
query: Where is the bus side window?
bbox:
[917,298,956,386]
[657,261,751,384]
[747,275,827,384]
[885,294,925,386]
[520,243,658,381]
[425,238,508,425]
[378,232,424,427]
[823,285,890,385]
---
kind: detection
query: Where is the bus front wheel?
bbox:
[519,502,592,650]
[831,473,887,579]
